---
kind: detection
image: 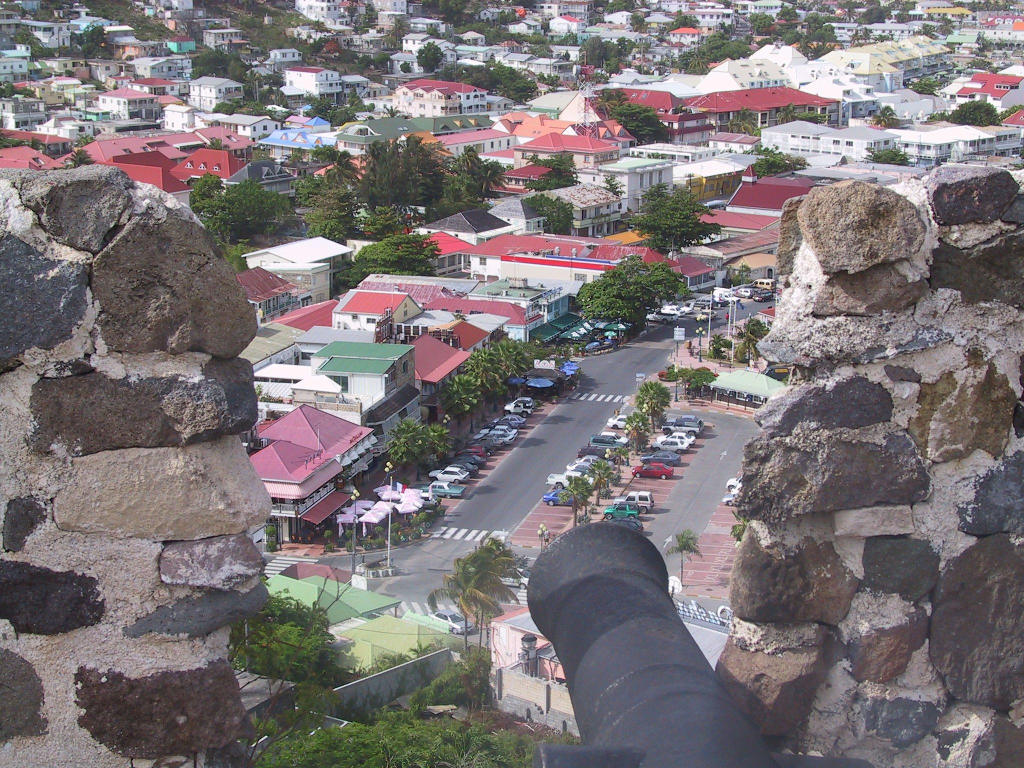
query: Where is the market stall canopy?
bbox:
[708,369,787,399]
[526,377,555,388]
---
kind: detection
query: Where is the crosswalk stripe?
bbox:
[442,528,457,539]
[468,529,485,541]
[586,393,600,401]
[613,395,625,402]
[263,556,314,577]
[451,528,470,540]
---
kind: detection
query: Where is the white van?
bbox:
[614,490,654,512]
[753,278,776,291]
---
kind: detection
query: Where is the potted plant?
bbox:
[264,524,277,552]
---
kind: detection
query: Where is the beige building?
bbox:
[243,237,354,304]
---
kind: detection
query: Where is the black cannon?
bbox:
[526,524,871,768]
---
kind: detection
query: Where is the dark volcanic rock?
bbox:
[18,166,132,253]
[74,660,252,758]
[758,376,893,438]
[1002,195,1024,225]
[124,584,268,638]
[931,535,1024,709]
[0,235,88,367]
[776,195,805,280]
[91,209,256,358]
[3,496,47,552]
[0,560,104,634]
[931,235,1024,309]
[29,358,257,455]
[0,649,47,741]
[861,536,939,601]
[812,263,927,317]
[958,451,1024,535]
[797,181,926,274]
[863,697,941,748]
[737,431,929,524]
[730,534,859,625]
[716,634,829,735]
[884,364,922,383]
[926,164,1019,225]
[848,606,928,683]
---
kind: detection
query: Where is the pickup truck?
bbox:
[546,468,589,489]
[504,397,534,415]
[613,490,654,512]
[411,481,466,499]
[662,415,704,436]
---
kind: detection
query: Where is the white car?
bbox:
[504,397,534,415]
[654,434,695,452]
[596,431,629,446]
[567,456,599,472]
[428,466,470,484]
[546,468,588,489]
[606,414,628,429]
[432,609,474,634]
[726,477,742,493]
[734,287,754,298]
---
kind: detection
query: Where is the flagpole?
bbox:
[384,461,394,569]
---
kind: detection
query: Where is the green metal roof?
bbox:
[317,341,414,359]
[319,356,394,375]
[267,575,400,625]
[709,370,787,398]
[240,322,303,365]
[342,615,459,669]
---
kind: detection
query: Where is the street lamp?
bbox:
[350,488,360,575]
[384,461,394,569]
[538,523,548,550]
[695,327,704,362]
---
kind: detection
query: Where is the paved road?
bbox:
[322,300,768,614]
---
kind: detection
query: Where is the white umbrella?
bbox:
[375,484,404,501]
[396,499,422,515]
[359,506,390,525]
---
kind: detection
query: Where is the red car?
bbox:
[632,463,674,479]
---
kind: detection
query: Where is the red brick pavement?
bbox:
[680,502,739,600]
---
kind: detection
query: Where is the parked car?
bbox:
[577,445,608,459]
[411,481,466,498]
[432,609,474,634]
[603,501,641,520]
[614,490,654,512]
[653,434,695,452]
[640,450,682,466]
[460,444,491,457]
[722,492,736,506]
[500,568,530,589]
[585,340,604,352]
[447,459,480,476]
[603,516,644,531]
[428,466,470,484]
[606,414,628,429]
[751,288,774,302]
[451,452,486,466]
[734,286,754,298]
[646,312,669,323]
[504,397,534,415]
[546,468,590,489]
[567,456,599,472]
[498,414,527,428]
[662,415,704,436]
[726,477,741,493]
[543,490,574,506]
[589,432,628,447]
[632,463,675,479]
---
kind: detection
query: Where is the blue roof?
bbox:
[257,129,338,150]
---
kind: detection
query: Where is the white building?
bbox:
[96,88,162,121]
[887,124,1022,167]
[392,78,488,117]
[195,112,281,139]
[283,66,345,103]
[203,27,244,50]
[21,20,71,49]
[162,102,195,131]
[760,120,898,161]
[0,57,27,83]
[244,237,354,304]
[0,95,45,131]
[577,156,675,211]
[295,0,343,23]
[698,59,789,92]
[132,56,192,81]
[549,15,585,36]
[188,76,245,112]
[266,48,304,71]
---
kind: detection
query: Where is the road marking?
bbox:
[263,555,316,577]
[433,526,496,542]
[400,600,457,617]
[451,528,470,540]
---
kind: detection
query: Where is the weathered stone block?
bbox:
[758,377,893,438]
[74,660,251,758]
[730,534,859,625]
[812,264,927,317]
[1001,194,1024,225]
[958,451,1024,535]
[738,431,929,524]
[0,649,47,742]
[776,195,804,280]
[91,208,256,358]
[716,634,829,735]
[931,534,1024,709]
[909,361,1015,462]
[3,496,47,552]
[18,165,132,253]
[861,536,939,601]
[797,181,926,274]
[863,697,941,748]
[931,234,1024,309]
[53,437,270,540]
[0,234,88,367]
[124,584,268,638]
[883,364,921,383]
[926,164,1019,225]
[846,605,928,683]
[160,533,264,589]
[30,358,257,455]
[833,506,915,537]
[0,560,104,634]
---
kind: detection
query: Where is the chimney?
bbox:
[742,172,758,184]
[521,634,539,677]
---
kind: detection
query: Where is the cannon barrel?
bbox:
[526,524,870,768]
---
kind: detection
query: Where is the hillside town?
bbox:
[4,0,1024,766]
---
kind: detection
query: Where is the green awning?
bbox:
[530,322,565,342]
[267,575,401,625]
[549,312,581,330]
[709,370,787,399]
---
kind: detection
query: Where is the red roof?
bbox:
[957,73,1023,100]
[337,290,417,315]
[81,129,251,162]
[252,405,373,484]
[502,164,552,180]
[710,132,761,144]
[425,296,531,326]
[274,299,339,331]
[685,87,836,113]
[286,66,326,73]
[701,210,779,230]
[171,148,247,181]
[463,233,606,259]
[237,267,297,303]
[621,88,680,113]
[101,87,157,100]
[728,177,814,212]
[403,78,485,95]
[449,319,490,350]
[103,152,190,193]
[1002,109,1024,127]
[0,129,69,146]
[559,14,581,21]
[131,77,177,86]
[427,232,473,255]
[588,244,664,263]
[670,26,701,34]
[300,489,352,524]
[671,255,716,278]
[412,334,470,384]
[0,146,63,170]
[516,133,617,153]
[437,128,509,146]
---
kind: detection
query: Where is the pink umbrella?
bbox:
[375,482,406,501]
[396,499,422,515]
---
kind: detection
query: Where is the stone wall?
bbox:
[0,168,269,767]
[332,648,453,720]
[717,167,1024,767]
[493,667,579,736]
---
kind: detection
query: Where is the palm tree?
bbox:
[424,423,451,468]
[624,412,651,452]
[608,445,630,474]
[871,105,900,129]
[734,317,769,365]
[727,108,760,136]
[562,475,594,527]
[776,103,799,124]
[441,374,482,430]
[464,348,503,410]
[635,381,671,432]
[665,529,702,588]
[387,419,428,478]
[589,460,616,507]
[66,148,93,167]
[428,541,517,649]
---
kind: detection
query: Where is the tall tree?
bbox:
[871,105,900,128]
[630,184,720,253]
[339,234,439,288]
[750,147,808,177]
[576,254,684,326]
[304,184,359,242]
[525,152,578,191]
[464,347,504,405]
[635,381,671,431]
[416,41,444,72]
[624,411,651,452]
[562,475,594,527]
[440,373,482,429]
[727,108,760,135]
[529,194,573,235]
[948,100,1000,126]
[666,529,702,588]
[589,459,616,507]
[603,99,669,144]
